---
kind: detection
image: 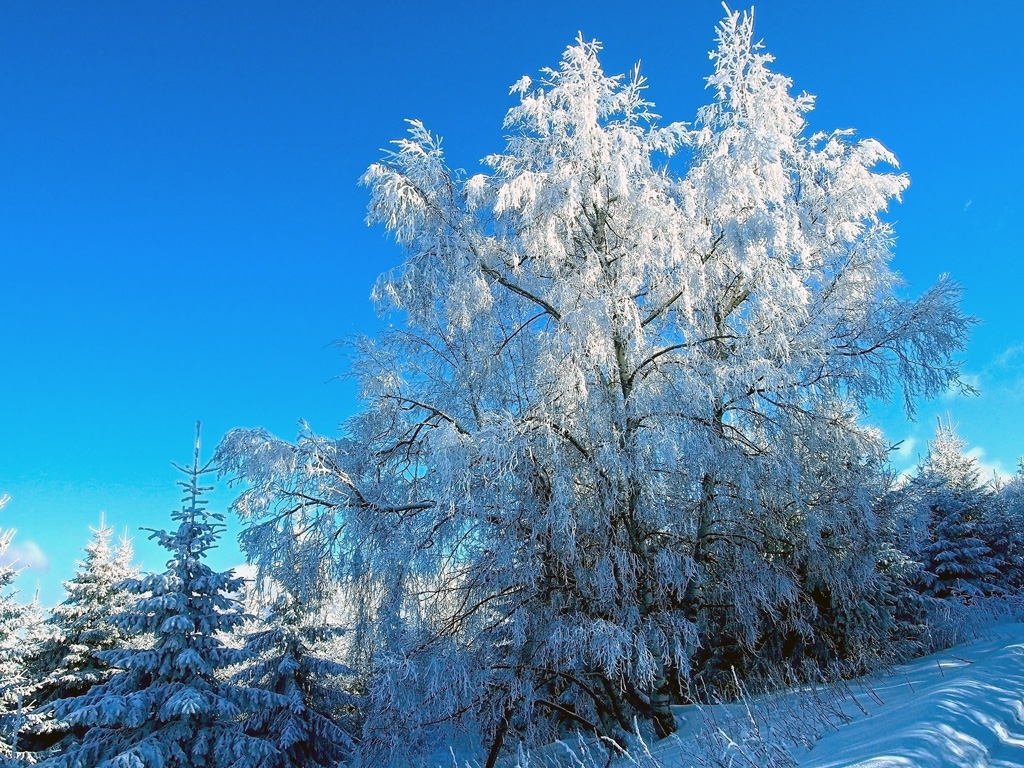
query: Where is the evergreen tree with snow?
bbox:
[986,461,1024,593]
[39,424,276,768]
[0,498,32,765]
[914,419,998,600]
[233,593,358,768]
[5,595,50,765]
[19,518,139,753]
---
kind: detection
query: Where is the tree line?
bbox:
[2,420,1020,767]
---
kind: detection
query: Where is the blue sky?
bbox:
[1,1,1021,605]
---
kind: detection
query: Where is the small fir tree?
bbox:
[0,498,32,765]
[6,596,50,763]
[19,518,139,753]
[914,419,998,600]
[986,461,1024,593]
[39,424,277,768]
[233,593,358,768]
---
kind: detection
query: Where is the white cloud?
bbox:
[966,446,1010,483]
[0,539,51,573]
[893,436,918,462]
[994,344,1024,369]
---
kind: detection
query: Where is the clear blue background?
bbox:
[1,1,1021,605]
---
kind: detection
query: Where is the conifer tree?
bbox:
[0,499,32,765]
[914,419,998,600]
[988,462,1024,593]
[39,424,276,768]
[20,518,139,753]
[6,596,49,762]
[233,593,358,768]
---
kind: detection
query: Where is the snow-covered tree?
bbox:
[217,10,973,763]
[233,593,358,768]
[989,461,1024,593]
[40,425,275,768]
[0,498,33,765]
[6,598,48,764]
[19,518,139,754]
[912,419,999,600]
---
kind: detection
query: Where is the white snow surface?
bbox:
[643,624,1024,768]
[796,624,1024,767]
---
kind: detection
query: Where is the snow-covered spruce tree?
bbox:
[0,499,33,765]
[911,419,999,601]
[6,596,50,765]
[217,10,973,763]
[992,460,1024,592]
[18,518,139,754]
[232,592,358,768]
[39,425,277,768]
[850,480,935,662]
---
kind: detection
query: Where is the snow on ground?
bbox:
[518,625,1024,767]
[796,624,1024,768]
[641,624,1024,768]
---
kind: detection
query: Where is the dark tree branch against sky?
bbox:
[0,0,1020,605]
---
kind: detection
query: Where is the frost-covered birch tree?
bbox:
[217,9,973,763]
